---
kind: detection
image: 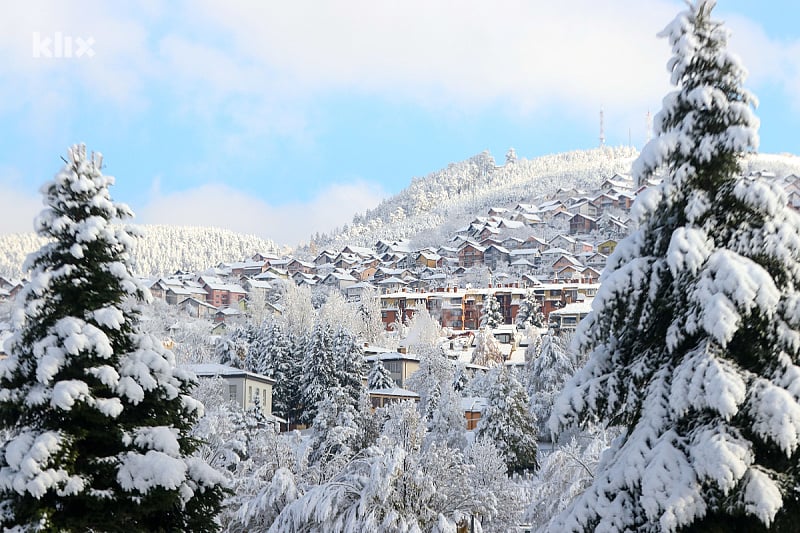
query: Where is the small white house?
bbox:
[186,363,276,417]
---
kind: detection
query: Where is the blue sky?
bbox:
[1,1,798,246]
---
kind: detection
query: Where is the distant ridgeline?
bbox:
[2,149,798,280]
[311,147,800,251]
[0,225,280,279]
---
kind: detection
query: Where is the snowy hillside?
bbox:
[0,225,281,278]
[313,147,800,251]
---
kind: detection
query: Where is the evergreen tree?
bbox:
[242,322,267,374]
[367,359,395,390]
[527,331,579,440]
[515,291,544,329]
[215,325,249,368]
[330,326,365,404]
[298,321,336,425]
[476,366,538,475]
[257,320,300,423]
[306,387,363,483]
[0,145,225,531]
[480,292,504,329]
[551,2,800,530]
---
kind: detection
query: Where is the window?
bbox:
[384,360,402,373]
[229,384,237,401]
[263,389,267,406]
[248,386,252,403]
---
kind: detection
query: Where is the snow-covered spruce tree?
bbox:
[476,366,538,475]
[330,326,365,405]
[0,145,225,531]
[306,387,364,484]
[367,359,395,390]
[515,290,544,329]
[550,2,800,531]
[528,330,580,440]
[257,319,302,425]
[298,321,336,425]
[480,292,504,329]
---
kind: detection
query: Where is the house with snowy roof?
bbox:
[367,387,420,410]
[186,363,277,422]
[458,242,486,268]
[179,297,218,319]
[549,299,593,331]
[321,271,358,291]
[364,351,421,388]
[198,276,247,308]
[569,213,598,235]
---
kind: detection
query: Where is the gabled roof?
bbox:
[377,276,409,285]
[185,363,276,384]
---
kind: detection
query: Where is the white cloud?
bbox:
[2,1,798,143]
[188,0,678,114]
[0,172,42,235]
[724,14,800,112]
[135,181,386,247]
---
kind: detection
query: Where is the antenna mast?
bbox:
[599,108,606,147]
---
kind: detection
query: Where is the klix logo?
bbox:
[32,32,95,59]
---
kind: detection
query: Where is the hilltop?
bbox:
[310,147,800,252]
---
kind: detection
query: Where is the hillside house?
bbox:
[367,388,420,409]
[179,297,218,319]
[188,363,275,417]
[416,250,443,269]
[597,239,618,256]
[549,300,593,331]
[199,277,247,308]
[458,242,486,268]
[286,259,316,275]
[483,244,511,270]
[569,213,598,235]
[364,351,421,388]
[321,271,358,291]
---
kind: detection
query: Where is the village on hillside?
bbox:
[4,167,800,435]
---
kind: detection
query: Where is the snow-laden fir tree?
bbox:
[480,292,504,329]
[527,330,579,440]
[258,320,302,425]
[299,322,364,426]
[306,387,364,484]
[330,326,365,405]
[0,145,226,531]
[515,290,545,329]
[550,2,800,530]
[298,321,336,425]
[476,366,538,474]
[367,359,395,390]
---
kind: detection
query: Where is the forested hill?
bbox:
[310,147,800,251]
[3,149,798,279]
[0,225,281,279]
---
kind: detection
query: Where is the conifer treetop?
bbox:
[550,2,800,530]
